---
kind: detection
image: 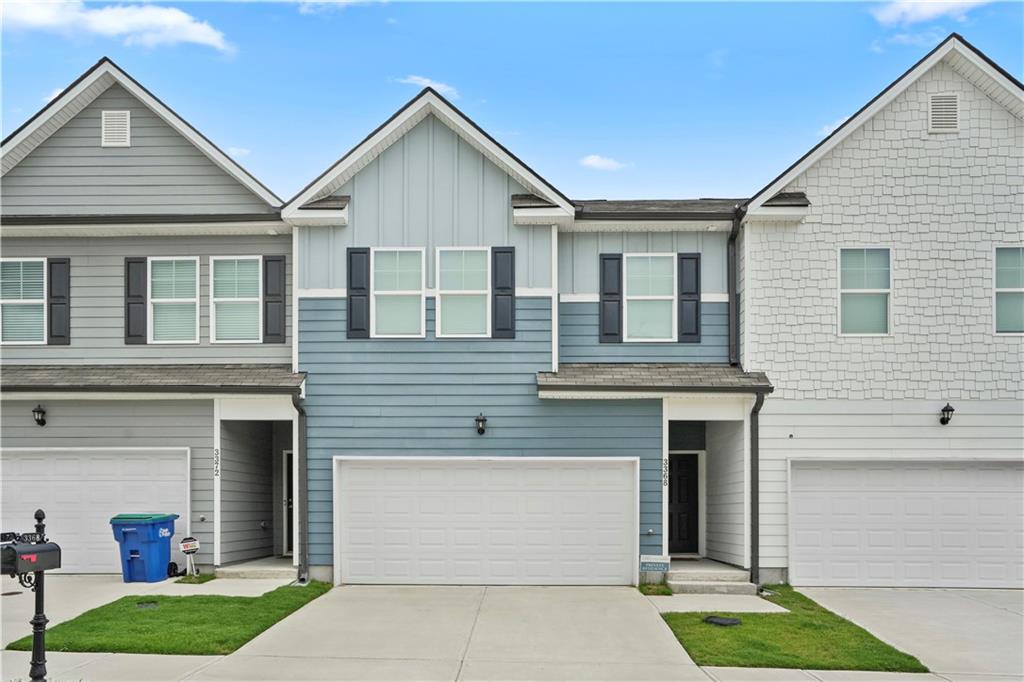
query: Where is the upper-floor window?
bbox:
[437,248,490,338]
[0,259,45,345]
[371,248,424,338]
[212,256,262,343]
[839,247,890,335]
[995,246,1024,334]
[624,254,676,342]
[149,257,198,344]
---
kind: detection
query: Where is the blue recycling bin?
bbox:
[109,513,179,583]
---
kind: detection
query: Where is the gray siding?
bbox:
[560,301,729,363]
[705,420,746,567]
[0,399,214,566]
[299,296,664,567]
[0,235,291,364]
[1,84,273,216]
[219,420,274,564]
[298,115,552,290]
[558,231,727,295]
[271,421,292,556]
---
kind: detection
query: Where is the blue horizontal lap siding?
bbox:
[299,296,664,567]
[560,301,729,363]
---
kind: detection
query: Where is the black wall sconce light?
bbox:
[475,413,487,435]
[939,403,955,425]
[32,405,47,427]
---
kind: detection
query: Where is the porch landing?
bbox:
[667,558,756,595]
[215,556,296,580]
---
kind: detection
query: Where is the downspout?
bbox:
[291,392,309,584]
[727,204,747,367]
[749,390,767,587]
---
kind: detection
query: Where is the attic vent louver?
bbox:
[928,93,959,133]
[101,110,131,147]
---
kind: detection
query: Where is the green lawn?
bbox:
[175,574,216,584]
[662,585,928,672]
[638,583,673,596]
[7,581,331,656]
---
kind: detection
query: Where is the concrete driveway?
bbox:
[802,587,1024,680]
[190,585,705,681]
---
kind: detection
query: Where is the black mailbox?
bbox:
[1,541,61,576]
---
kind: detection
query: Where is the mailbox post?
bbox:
[1,509,61,682]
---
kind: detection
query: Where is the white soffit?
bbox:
[1,58,282,208]
[282,89,574,219]
[745,36,1024,214]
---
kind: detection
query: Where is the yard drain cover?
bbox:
[704,616,741,627]
[136,601,159,609]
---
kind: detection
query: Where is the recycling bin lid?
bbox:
[110,513,180,524]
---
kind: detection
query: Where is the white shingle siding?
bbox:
[744,61,1023,401]
[742,60,1024,575]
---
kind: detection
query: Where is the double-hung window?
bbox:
[212,256,262,342]
[371,248,424,337]
[839,247,891,335]
[0,258,45,344]
[149,257,198,343]
[624,254,676,342]
[437,248,490,338]
[995,246,1024,334]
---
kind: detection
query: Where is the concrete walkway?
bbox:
[802,587,1024,680]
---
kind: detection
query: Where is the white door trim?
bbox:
[332,455,640,587]
[282,449,293,556]
[667,450,707,557]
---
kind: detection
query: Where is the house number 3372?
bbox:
[213,448,221,477]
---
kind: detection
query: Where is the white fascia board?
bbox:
[283,91,573,217]
[746,39,1022,213]
[2,60,282,208]
[283,206,349,227]
[563,220,733,233]
[742,206,809,224]
[512,207,574,226]
[0,220,291,238]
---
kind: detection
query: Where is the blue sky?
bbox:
[3,1,1021,201]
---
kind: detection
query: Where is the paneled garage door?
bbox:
[790,460,1024,588]
[335,458,638,585]
[1,449,189,573]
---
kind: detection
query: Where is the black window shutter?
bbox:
[347,248,370,338]
[124,257,147,344]
[599,254,623,343]
[46,258,71,345]
[263,256,286,343]
[678,253,700,343]
[491,247,515,338]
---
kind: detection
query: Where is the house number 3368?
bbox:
[662,458,669,486]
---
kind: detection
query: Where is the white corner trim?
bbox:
[213,398,222,566]
[746,38,1024,213]
[282,91,572,216]
[550,224,559,372]
[292,228,300,372]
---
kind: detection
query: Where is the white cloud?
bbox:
[579,154,626,171]
[227,147,251,158]
[44,87,65,103]
[871,0,993,26]
[396,75,458,99]
[296,1,370,15]
[819,117,849,137]
[3,1,233,53]
[888,29,946,46]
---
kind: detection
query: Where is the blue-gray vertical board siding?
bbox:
[299,297,664,566]
[560,301,729,362]
[558,231,728,295]
[298,115,552,290]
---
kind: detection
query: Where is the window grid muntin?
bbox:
[623,253,677,343]
[437,247,491,338]
[211,256,263,343]
[839,247,892,336]
[0,258,46,345]
[148,256,199,344]
[995,246,1024,335]
[370,247,425,338]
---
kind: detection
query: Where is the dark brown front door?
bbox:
[668,453,699,554]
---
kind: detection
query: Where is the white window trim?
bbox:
[101,110,131,147]
[370,247,425,339]
[623,252,677,343]
[0,257,47,346]
[210,255,263,344]
[993,244,1024,336]
[436,246,491,339]
[147,256,200,345]
[837,246,893,337]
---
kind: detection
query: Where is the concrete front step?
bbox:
[666,569,750,583]
[215,566,296,579]
[667,580,758,595]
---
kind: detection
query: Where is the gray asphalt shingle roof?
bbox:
[537,363,772,393]
[299,195,350,210]
[572,198,744,218]
[1,364,305,394]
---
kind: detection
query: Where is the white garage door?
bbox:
[1,449,190,573]
[336,458,637,585]
[790,460,1024,588]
